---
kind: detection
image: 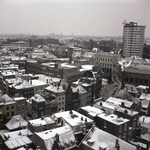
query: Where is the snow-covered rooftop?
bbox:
[106,97,133,108]
[5,115,27,131]
[45,84,65,93]
[82,126,137,150]
[4,129,32,149]
[29,117,55,127]
[97,113,129,125]
[80,106,104,116]
[139,93,150,101]
[54,110,94,127]
[31,125,77,150]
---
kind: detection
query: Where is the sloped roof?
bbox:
[1,94,15,105]
[72,85,87,94]
[81,126,137,150]
[5,115,27,131]
[31,126,76,150]
[32,94,46,102]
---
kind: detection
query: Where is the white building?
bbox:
[122,22,146,57]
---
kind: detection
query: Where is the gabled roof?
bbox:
[5,115,27,131]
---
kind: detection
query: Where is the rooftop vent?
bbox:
[99,145,107,150]
[87,139,94,146]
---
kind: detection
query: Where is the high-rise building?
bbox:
[122,22,145,57]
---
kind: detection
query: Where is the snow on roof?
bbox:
[31,94,46,102]
[97,113,129,125]
[106,97,133,108]
[81,65,93,71]
[1,71,17,76]
[72,85,87,94]
[5,115,27,131]
[54,110,93,127]
[80,106,104,115]
[1,94,15,105]
[94,101,138,116]
[29,117,55,127]
[4,129,32,149]
[82,126,137,150]
[14,97,26,101]
[137,85,149,90]
[141,99,149,108]
[139,116,150,124]
[35,74,61,84]
[139,93,150,101]
[30,79,48,87]
[12,79,33,89]
[31,125,76,150]
[45,84,65,93]
[125,84,138,93]
[61,63,77,69]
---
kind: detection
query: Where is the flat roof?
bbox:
[54,110,94,127]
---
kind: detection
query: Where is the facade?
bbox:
[13,97,27,119]
[118,56,150,87]
[0,94,16,128]
[31,94,46,118]
[9,78,34,99]
[95,51,121,76]
[96,113,129,141]
[25,61,83,82]
[45,84,66,112]
[122,22,145,57]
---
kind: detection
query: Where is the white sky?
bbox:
[0,0,150,37]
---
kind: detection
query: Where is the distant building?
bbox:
[95,52,121,77]
[13,97,27,118]
[122,22,146,57]
[118,56,150,87]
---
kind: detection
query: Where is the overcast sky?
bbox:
[0,0,150,37]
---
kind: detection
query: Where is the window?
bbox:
[7,112,9,118]
[22,106,24,111]
[62,97,64,100]
[104,120,107,128]
[6,107,9,111]
[59,103,61,106]
[62,102,64,105]
[11,111,14,116]
[59,98,61,101]
[22,101,24,105]
[124,123,127,131]
[0,114,2,120]
[11,106,14,110]
[18,107,20,112]
[119,125,122,133]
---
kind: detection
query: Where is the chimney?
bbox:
[143,117,145,123]
[121,102,125,108]
[115,139,120,150]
